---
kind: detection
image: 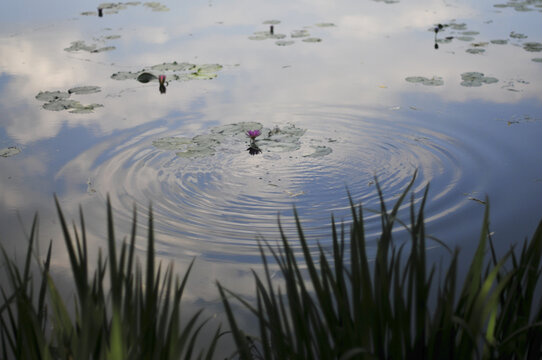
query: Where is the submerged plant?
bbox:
[219,174,542,359]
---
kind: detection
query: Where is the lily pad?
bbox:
[275,40,295,46]
[0,147,20,158]
[112,62,221,82]
[291,29,310,38]
[35,91,70,102]
[532,58,542,63]
[523,42,542,52]
[303,145,332,158]
[456,36,475,42]
[153,122,311,159]
[405,76,444,86]
[137,72,158,83]
[302,37,322,43]
[491,39,508,45]
[315,22,336,27]
[460,72,498,87]
[64,41,97,52]
[466,48,485,54]
[449,23,467,30]
[462,31,480,36]
[68,86,101,95]
[510,31,528,39]
[143,2,169,11]
[263,20,281,25]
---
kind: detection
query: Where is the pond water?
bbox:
[1,0,542,345]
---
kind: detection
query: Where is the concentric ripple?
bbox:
[70,105,502,262]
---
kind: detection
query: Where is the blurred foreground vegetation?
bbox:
[1,176,541,359]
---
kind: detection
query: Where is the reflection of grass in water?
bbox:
[2,175,542,359]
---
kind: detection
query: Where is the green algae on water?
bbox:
[460,72,498,87]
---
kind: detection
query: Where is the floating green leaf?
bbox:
[291,29,310,38]
[405,76,444,86]
[35,91,70,102]
[466,48,485,54]
[303,145,332,158]
[315,22,336,27]
[460,72,498,87]
[302,37,322,43]
[68,86,101,95]
[143,2,169,11]
[523,42,542,52]
[532,58,542,63]
[275,40,295,46]
[510,31,528,39]
[263,20,281,25]
[490,39,508,45]
[0,147,20,158]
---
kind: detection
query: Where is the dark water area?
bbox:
[1,1,542,348]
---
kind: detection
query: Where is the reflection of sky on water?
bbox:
[1,0,542,302]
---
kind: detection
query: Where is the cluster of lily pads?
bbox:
[80,1,169,16]
[405,72,498,88]
[431,21,542,59]
[494,0,542,13]
[111,62,223,83]
[248,20,335,47]
[152,122,333,159]
[35,86,103,113]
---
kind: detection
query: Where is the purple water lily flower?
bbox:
[246,129,261,141]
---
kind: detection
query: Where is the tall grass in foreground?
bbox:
[1,177,542,359]
[0,197,219,359]
[219,176,542,359]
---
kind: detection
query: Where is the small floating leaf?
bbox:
[532,58,542,62]
[490,39,508,44]
[35,91,70,102]
[523,42,542,52]
[462,31,480,36]
[510,31,528,39]
[302,37,322,43]
[137,72,158,83]
[466,48,485,54]
[315,22,336,27]
[68,86,101,95]
[275,40,295,46]
[456,36,474,42]
[0,147,20,158]
[291,29,310,38]
[303,145,332,158]
[143,2,169,11]
[64,41,97,52]
[263,20,281,25]
[405,76,444,86]
[460,72,498,87]
[91,46,116,53]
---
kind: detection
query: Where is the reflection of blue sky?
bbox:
[1,0,542,301]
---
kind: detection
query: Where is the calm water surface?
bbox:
[1,0,542,329]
